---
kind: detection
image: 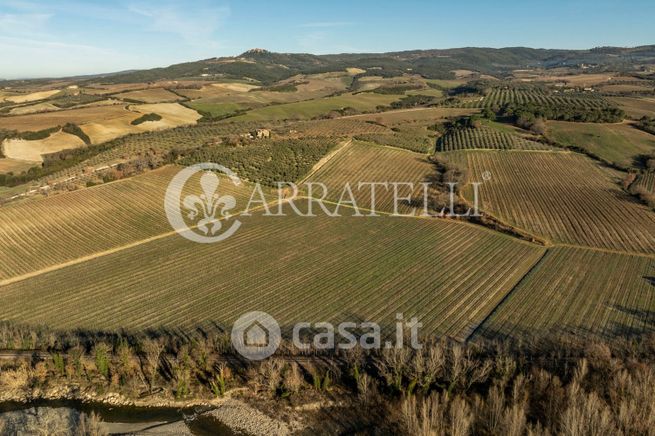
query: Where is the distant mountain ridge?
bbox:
[6,45,655,85]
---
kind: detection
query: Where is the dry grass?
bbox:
[83,83,156,94]
[344,67,365,74]
[8,102,60,115]
[0,158,37,174]
[114,88,182,103]
[354,74,425,92]
[210,82,260,92]
[0,105,134,131]
[2,131,86,162]
[599,83,654,93]
[2,89,61,104]
[181,74,351,111]
[80,103,200,144]
[514,72,617,86]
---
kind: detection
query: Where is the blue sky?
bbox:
[1,0,653,79]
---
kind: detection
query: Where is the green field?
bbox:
[230,93,401,122]
[347,107,478,126]
[547,121,655,168]
[473,246,655,340]
[424,79,466,89]
[610,96,655,118]
[186,101,244,118]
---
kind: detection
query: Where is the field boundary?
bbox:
[298,138,352,184]
[464,248,551,342]
[552,243,655,259]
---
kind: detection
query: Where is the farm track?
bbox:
[0,197,545,336]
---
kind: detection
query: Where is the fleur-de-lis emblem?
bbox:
[182,171,236,235]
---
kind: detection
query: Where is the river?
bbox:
[0,399,238,435]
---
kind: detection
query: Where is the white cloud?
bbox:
[0,1,232,78]
[128,3,229,46]
[298,21,353,28]
[0,12,51,35]
[0,35,142,78]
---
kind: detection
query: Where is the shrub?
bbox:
[16,126,60,141]
[131,113,162,125]
[62,123,91,145]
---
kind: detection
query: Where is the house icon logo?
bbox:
[231,311,281,360]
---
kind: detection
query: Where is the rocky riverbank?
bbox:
[0,386,300,435]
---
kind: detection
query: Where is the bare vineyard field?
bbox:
[635,172,655,194]
[0,105,135,131]
[437,127,552,151]
[473,246,655,340]
[305,141,434,214]
[0,204,545,338]
[0,166,256,280]
[458,151,655,253]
